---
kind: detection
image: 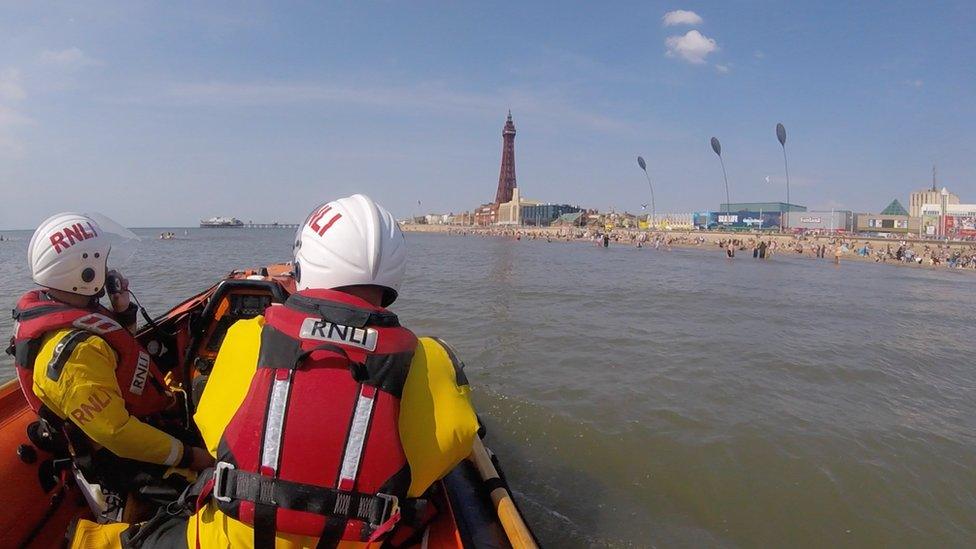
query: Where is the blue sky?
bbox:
[0,1,973,228]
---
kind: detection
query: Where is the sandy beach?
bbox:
[403,224,976,272]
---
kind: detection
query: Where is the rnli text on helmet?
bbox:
[307,205,343,236]
[50,222,100,254]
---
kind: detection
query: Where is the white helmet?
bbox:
[28,212,111,296]
[293,194,407,306]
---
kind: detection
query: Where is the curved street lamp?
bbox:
[711,137,730,213]
[637,155,656,229]
[776,123,791,230]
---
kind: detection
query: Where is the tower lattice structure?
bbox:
[494,111,517,204]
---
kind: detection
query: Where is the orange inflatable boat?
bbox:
[0,265,537,548]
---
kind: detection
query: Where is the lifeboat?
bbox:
[1,265,537,548]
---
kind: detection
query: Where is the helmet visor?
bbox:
[85,212,141,268]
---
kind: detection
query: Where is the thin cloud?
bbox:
[39,47,101,70]
[0,68,30,157]
[715,64,731,74]
[907,79,923,88]
[665,30,719,64]
[0,68,26,101]
[162,79,631,132]
[662,10,703,26]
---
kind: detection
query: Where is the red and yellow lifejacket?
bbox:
[10,289,172,417]
[213,288,418,545]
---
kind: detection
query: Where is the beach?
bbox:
[403,224,976,271]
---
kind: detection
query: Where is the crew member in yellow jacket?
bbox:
[13,212,213,522]
[31,330,183,470]
[187,317,477,548]
[70,195,478,548]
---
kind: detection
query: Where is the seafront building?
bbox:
[880,199,910,216]
[919,203,976,238]
[475,111,520,225]
[413,115,974,239]
[909,185,959,218]
[718,202,807,213]
[522,203,585,227]
[785,211,853,232]
[647,213,694,230]
[853,212,919,234]
[692,202,805,231]
[552,212,585,227]
[471,112,583,227]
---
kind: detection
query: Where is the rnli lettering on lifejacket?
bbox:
[69,388,114,424]
[49,222,99,254]
[128,351,151,395]
[299,317,378,351]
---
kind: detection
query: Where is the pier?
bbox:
[243,222,300,229]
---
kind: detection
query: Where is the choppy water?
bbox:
[1,229,974,547]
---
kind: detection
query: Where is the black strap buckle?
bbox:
[212,463,399,527]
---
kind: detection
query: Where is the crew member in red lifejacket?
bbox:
[8,212,214,521]
[76,195,479,548]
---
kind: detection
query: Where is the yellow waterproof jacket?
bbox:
[190,315,478,548]
[31,329,185,466]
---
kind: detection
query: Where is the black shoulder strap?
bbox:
[257,325,304,370]
[429,337,469,387]
[285,294,399,328]
[12,303,72,322]
[258,325,367,380]
[46,330,94,381]
[13,338,43,371]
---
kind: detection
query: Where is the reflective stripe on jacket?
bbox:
[191,302,477,546]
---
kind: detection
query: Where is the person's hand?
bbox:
[188,446,216,472]
[106,270,131,313]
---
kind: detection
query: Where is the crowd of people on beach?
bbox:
[406,225,976,271]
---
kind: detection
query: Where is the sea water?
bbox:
[1,229,974,547]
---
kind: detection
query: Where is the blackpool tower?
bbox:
[494,111,517,204]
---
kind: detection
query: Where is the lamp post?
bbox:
[637,156,656,230]
[711,137,731,214]
[941,187,949,238]
[776,123,791,231]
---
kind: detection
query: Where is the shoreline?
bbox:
[403,224,976,273]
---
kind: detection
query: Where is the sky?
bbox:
[0,1,973,228]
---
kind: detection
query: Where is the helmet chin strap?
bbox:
[41,286,102,309]
[88,289,106,308]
